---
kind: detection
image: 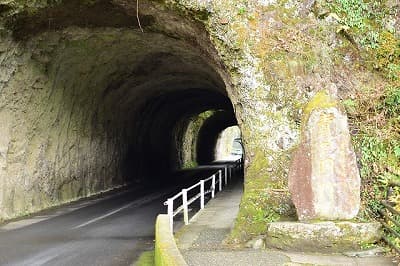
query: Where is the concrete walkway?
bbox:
[175,180,398,266]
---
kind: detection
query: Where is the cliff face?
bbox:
[0,0,398,242]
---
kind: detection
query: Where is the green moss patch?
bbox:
[228,149,295,243]
[302,90,338,124]
[135,251,155,266]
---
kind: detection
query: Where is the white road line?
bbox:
[0,186,130,231]
[73,191,170,229]
[8,243,74,266]
[73,202,136,229]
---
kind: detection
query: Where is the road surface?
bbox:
[0,165,228,266]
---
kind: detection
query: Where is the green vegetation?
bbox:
[374,31,400,80]
[323,0,400,251]
[135,251,155,266]
[182,161,197,169]
[302,90,338,125]
[327,0,386,48]
[326,0,399,79]
[344,85,400,247]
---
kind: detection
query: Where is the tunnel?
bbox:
[0,0,240,220]
[196,111,238,164]
[125,90,235,185]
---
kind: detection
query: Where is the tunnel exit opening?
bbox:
[215,126,243,162]
[177,109,241,170]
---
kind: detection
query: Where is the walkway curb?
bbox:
[155,214,188,266]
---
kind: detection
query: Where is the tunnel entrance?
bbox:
[0,0,240,219]
[178,110,239,169]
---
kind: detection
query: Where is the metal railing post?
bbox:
[200,180,205,209]
[165,169,228,233]
[225,166,228,186]
[167,198,174,232]
[211,174,215,198]
[182,189,189,225]
[218,170,222,191]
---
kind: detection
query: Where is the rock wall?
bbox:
[0,30,137,219]
[178,111,215,169]
[0,1,233,221]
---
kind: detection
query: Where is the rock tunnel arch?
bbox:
[0,0,241,221]
[177,109,240,169]
[196,110,238,165]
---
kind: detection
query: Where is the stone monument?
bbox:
[288,90,360,220]
[264,90,382,252]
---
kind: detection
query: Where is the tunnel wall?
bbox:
[175,109,237,169]
[0,31,139,219]
[177,110,215,169]
[0,1,235,221]
[0,28,231,220]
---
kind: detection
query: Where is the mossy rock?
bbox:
[265,221,382,253]
[302,90,338,125]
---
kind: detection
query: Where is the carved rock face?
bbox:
[289,91,360,221]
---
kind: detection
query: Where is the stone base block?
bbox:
[265,221,382,253]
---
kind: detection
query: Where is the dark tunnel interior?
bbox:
[124,89,236,185]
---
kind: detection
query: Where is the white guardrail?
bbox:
[164,158,243,231]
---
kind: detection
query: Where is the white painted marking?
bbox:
[0,186,130,231]
[73,202,136,229]
[73,191,170,229]
[7,243,74,266]
[1,217,50,231]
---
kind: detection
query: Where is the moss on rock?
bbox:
[265,221,382,252]
[302,90,338,124]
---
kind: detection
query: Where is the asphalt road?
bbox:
[0,165,230,266]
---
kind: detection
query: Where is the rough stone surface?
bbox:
[343,247,386,258]
[0,13,232,221]
[245,237,266,250]
[265,221,382,252]
[288,91,361,221]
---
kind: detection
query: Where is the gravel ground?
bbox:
[182,250,290,266]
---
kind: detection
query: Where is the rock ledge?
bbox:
[265,221,382,253]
